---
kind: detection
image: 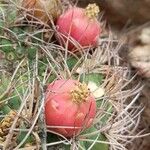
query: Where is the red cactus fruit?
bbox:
[56,3,101,51]
[45,79,96,138]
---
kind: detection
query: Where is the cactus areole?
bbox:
[56,3,101,51]
[45,79,96,137]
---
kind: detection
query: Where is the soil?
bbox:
[75,0,150,29]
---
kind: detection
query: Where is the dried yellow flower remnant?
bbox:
[85,3,100,19]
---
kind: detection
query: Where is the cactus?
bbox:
[0,0,145,150]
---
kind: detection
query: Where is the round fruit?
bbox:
[22,0,62,23]
[56,3,101,50]
[45,79,96,137]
